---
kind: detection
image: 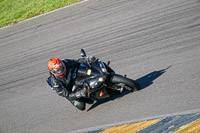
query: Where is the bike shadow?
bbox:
[87,66,171,111]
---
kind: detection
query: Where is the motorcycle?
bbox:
[47,49,140,102]
[73,49,140,101]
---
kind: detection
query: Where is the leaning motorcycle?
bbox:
[47,49,140,102]
[72,49,140,101]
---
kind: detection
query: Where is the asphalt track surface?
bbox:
[0,0,200,133]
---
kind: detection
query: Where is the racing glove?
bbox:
[74,83,89,98]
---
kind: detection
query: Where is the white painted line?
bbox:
[68,109,200,133]
[0,0,89,30]
[29,0,89,19]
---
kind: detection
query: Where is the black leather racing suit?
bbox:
[49,59,87,111]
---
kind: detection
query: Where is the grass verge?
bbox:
[0,0,82,28]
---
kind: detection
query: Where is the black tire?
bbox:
[110,74,140,91]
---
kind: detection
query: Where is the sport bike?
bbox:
[71,49,140,101]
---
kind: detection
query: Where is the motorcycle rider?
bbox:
[47,57,90,111]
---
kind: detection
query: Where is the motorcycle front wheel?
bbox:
[110,73,140,92]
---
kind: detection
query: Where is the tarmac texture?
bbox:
[0,0,200,133]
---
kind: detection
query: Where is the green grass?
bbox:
[0,0,82,28]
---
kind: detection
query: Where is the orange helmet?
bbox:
[48,58,66,76]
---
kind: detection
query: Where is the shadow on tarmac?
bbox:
[136,65,172,90]
[87,66,172,111]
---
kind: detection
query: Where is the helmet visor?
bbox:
[53,62,66,75]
